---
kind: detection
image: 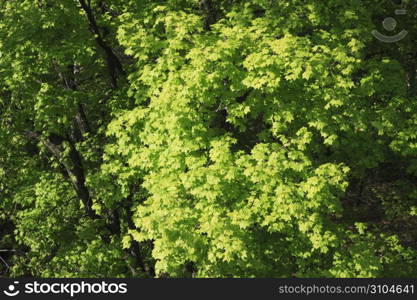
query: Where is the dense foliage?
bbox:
[1,0,417,277]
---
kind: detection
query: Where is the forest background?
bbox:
[1,0,417,278]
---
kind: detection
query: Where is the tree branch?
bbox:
[123,192,155,277]
[199,0,217,31]
[25,131,98,219]
[78,0,125,89]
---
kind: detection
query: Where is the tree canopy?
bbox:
[1,0,417,278]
